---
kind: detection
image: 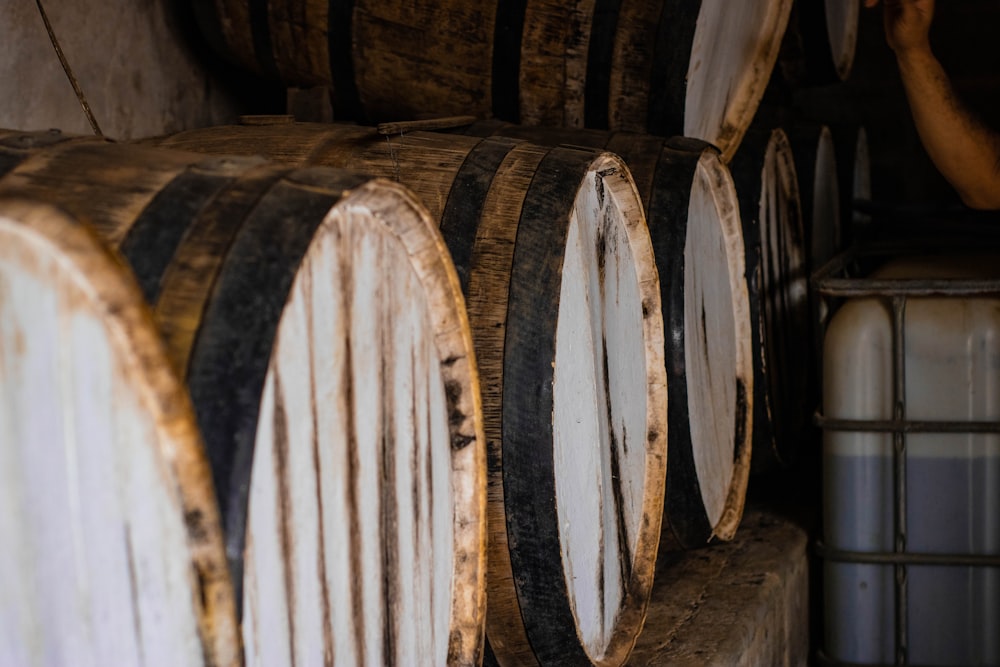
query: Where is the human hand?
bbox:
[863,0,934,55]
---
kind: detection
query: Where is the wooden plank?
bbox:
[464,141,551,667]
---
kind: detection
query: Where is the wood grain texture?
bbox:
[729,128,810,472]
[353,0,496,121]
[470,141,552,667]
[148,123,668,667]
[456,122,754,547]
[684,0,793,161]
[626,510,810,667]
[267,0,331,84]
[0,199,238,667]
[606,0,661,132]
[0,132,487,666]
[516,0,596,127]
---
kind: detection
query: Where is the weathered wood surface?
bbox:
[683,0,793,161]
[196,0,791,160]
[457,122,754,548]
[0,198,239,667]
[626,509,810,667]
[729,128,810,472]
[0,131,487,666]
[151,121,669,667]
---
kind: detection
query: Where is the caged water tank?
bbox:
[819,252,1000,666]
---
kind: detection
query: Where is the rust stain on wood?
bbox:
[271,372,298,667]
[304,270,335,666]
[123,525,147,667]
[378,268,400,665]
[340,256,367,665]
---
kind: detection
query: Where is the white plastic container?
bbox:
[822,254,1000,666]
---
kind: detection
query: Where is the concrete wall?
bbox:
[0,0,248,140]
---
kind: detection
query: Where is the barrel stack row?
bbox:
[0,1,870,665]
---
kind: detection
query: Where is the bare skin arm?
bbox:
[866,0,1000,209]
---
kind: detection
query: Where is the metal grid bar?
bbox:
[813,247,1000,667]
[815,415,1000,433]
[816,648,984,667]
[817,542,1000,567]
[891,296,907,666]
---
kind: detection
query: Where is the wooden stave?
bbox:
[0,197,240,666]
[457,121,754,547]
[728,128,810,472]
[150,122,669,667]
[0,132,487,666]
[198,1,790,159]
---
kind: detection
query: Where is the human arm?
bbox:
[865,0,1000,209]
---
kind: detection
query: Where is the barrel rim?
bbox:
[0,196,241,667]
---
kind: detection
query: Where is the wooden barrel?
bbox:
[787,123,840,411]
[0,198,239,667]
[788,123,841,273]
[196,0,791,161]
[779,0,859,85]
[833,124,872,241]
[0,130,487,666]
[150,121,669,666]
[454,120,753,548]
[728,128,810,471]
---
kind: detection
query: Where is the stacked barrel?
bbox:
[0,1,867,665]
